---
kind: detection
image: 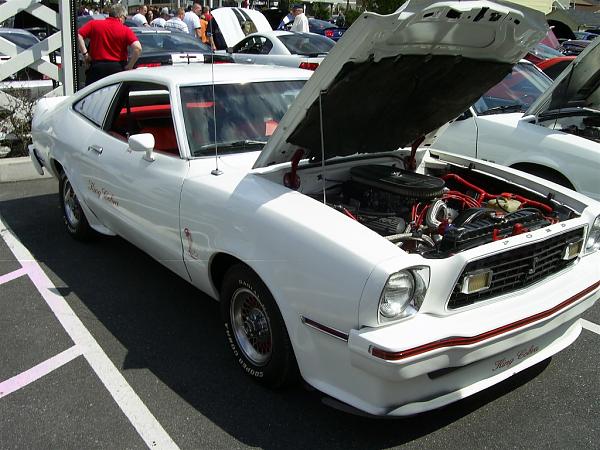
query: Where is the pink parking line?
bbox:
[0,267,27,286]
[0,345,82,399]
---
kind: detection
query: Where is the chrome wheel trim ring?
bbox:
[230,287,272,366]
[63,179,80,228]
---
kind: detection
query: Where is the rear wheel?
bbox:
[59,172,93,241]
[220,264,298,388]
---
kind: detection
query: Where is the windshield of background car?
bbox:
[180,80,305,157]
[136,32,209,53]
[530,43,563,59]
[0,32,39,50]
[473,63,552,115]
[278,34,334,55]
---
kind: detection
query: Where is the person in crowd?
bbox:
[184,3,206,41]
[145,9,154,24]
[290,4,309,32]
[164,8,189,33]
[277,9,294,30]
[132,5,150,27]
[241,0,249,8]
[202,5,212,22]
[77,4,142,86]
[151,7,170,27]
[199,9,209,46]
[207,15,226,51]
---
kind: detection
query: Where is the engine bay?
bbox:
[542,113,600,144]
[314,164,574,258]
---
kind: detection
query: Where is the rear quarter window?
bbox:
[73,84,120,127]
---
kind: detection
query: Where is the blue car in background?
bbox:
[308,18,346,41]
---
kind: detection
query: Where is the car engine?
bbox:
[320,165,565,258]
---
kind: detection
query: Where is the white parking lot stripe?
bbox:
[0,346,82,399]
[581,319,600,336]
[0,220,179,450]
[0,267,26,285]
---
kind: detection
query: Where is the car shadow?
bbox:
[0,190,553,448]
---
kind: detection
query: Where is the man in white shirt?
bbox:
[290,4,309,33]
[132,5,150,27]
[151,8,170,27]
[184,3,203,39]
[165,8,189,33]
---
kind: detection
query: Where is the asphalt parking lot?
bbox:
[1,178,599,449]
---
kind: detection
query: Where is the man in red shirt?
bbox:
[77,4,142,86]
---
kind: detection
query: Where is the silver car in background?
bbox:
[225,30,334,71]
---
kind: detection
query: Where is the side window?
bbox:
[235,37,255,54]
[73,84,120,127]
[105,81,180,157]
[258,37,273,54]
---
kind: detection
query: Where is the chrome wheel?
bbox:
[62,178,81,228]
[230,287,272,366]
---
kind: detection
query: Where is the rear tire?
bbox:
[59,172,93,241]
[220,264,298,388]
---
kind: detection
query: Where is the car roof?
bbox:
[130,27,173,34]
[0,28,38,37]
[81,64,311,92]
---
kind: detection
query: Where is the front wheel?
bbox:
[59,172,93,241]
[220,264,298,388]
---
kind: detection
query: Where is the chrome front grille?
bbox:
[448,228,585,309]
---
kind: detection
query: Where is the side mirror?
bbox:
[226,47,234,54]
[128,133,155,162]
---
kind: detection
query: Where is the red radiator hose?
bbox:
[441,173,553,213]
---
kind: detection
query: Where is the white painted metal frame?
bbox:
[0,0,75,109]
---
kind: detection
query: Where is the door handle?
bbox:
[88,145,103,154]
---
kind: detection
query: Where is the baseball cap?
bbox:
[160,7,169,14]
[292,4,303,9]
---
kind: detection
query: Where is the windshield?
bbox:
[136,32,210,53]
[530,43,563,59]
[473,63,552,115]
[0,32,39,50]
[278,34,334,55]
[181,80,305,157]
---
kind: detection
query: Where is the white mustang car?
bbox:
[435,39,600,202]
[29,1,600,417]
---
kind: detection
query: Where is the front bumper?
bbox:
[28,144,45,176]
[340,273,599,416]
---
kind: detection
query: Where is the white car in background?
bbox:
[211,6,272,48]
[29,1,600,417]
[224,30,334,70]
[434,43,600,201]
[0,28,58,99]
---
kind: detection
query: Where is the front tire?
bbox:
[59,172,93,241]
[220,264,298,388]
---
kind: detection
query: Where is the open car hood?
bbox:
[212,7,272,48]
[253,0,546,169]
[525,37,600,117]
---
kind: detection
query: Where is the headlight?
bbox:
[378,268,428,323]
[585,215,600,254]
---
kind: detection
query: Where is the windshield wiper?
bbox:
[479,103,526,115]
[198,139,267,151]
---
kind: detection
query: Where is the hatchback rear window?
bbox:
[278,34,334,56]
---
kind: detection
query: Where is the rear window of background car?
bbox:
[278,34,334,55]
